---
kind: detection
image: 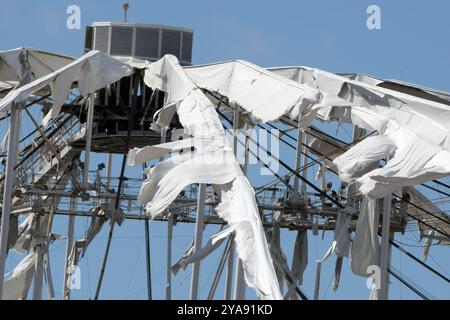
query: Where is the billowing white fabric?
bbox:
[0,50,132,125]
[134,55,282,299]
[128,138,195,167]
[270,66,450,147]
[150,103,177,131]
[334,135,397,183]
[185,60,324,124]
[351,197,380,276]
[135,152,241,215]
[2,252,36,300]
[356,125,450,199]
[271,66,450,199]
[214,177,283,299]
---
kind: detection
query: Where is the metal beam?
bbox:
[62,193,77,300]
[166,213,173,300]
[32,244,44,300]
[293,117,303,194]
[190,183,206,300]
[0,103,21,299]
[145,218,152,300]
[83,94,95,191]
[379,191,393,300]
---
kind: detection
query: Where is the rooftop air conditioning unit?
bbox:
[84,22,194,65]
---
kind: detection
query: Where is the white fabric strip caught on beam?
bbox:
[2,252,36,300]
[128,55,283,300]
[185,60,351,126]
[0,50,133,126]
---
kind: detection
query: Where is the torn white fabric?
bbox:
[12,212,52,254]
[332,210,352,258]
[0,48,73,83]
[351,197,380,276]
[0,128,9,153]
[12,214,34,253]
[0,50,132,125]
[369,279,379,300]
[185,60,324,125]
[172,242,194,276]
[151,103,177,131]
[2,252,36,300]
[313,210,352,294]
[341,73,450,107]
[128,138,195,166]
[114,56,151,69]
[285,230,308,299]
[134,55,282,300]
[422,230,434,261]
[291,230,308,286]
[356,125,450,199]
[68,208,108,267]
[171,226,234,275]
[0,81,17,98]
[269,225,284,292]
[271,66,450,199]
[215,177,282,300]
[135,152,241,215]
[334,135,397,183]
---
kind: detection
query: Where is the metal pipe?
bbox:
[300,133,308,196]
[94,74,137,300]
[166,213,173,300]
[231,105,246,300]
[313,261,321,300]
[62,194,77,300]
[208,235,233,300]
[293,117,303,194]
[33,245,44,300]
[144,219,152,300]
[143,162,152,301]
[0,103,21,299]
[379,188,393,300]
[83,94,95,191]
[106,153,113,191]
[233,259,246,299]
[44,252,55,299]
[224,244,235,300]
[189,183,206,300]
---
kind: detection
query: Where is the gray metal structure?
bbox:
[0,21,448,301]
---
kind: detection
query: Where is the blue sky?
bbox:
[1,0,449,300]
